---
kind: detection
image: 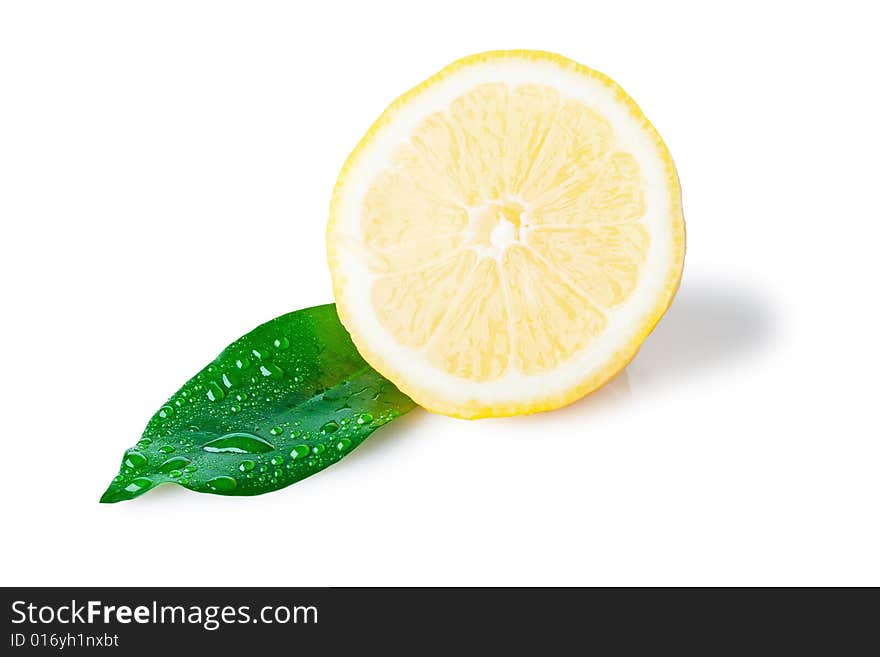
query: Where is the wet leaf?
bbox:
[100,304,415,502]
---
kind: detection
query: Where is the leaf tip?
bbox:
[99,480,129,503]
[99,475,156,503]
[99,489,120,504]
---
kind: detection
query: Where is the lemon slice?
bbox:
[327,51,685,418]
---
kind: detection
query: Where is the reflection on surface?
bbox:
[521,367,631,423]
[591,368,631,402]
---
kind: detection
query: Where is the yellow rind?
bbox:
[327,50,686,419]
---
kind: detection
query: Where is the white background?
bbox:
[1,1,878,586]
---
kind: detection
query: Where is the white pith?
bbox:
[329,57,676,409]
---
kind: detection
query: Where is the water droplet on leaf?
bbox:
[203,432,275,454]
[159,456,191,473]
[206,382,225,402]
[206,476,237,492]
[260,363,284,379]
[290,444,310,460]
[124,451,147,469]
[124,477,152,494]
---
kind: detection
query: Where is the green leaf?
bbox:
[100,304,415,503]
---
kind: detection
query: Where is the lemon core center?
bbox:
[468,199,525,254]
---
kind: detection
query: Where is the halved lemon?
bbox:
[327,51,685,418]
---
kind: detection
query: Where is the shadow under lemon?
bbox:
[518,277,777,422]
[627,278,775,387]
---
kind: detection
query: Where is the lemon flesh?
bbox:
[328,51,685,418]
